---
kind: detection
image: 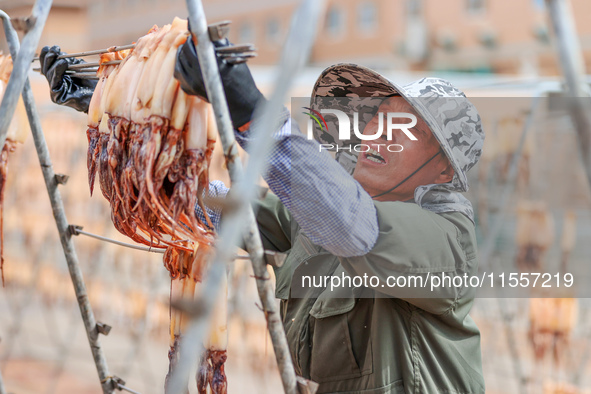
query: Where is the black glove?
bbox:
[39,45,98,113]
[174,37,264,129]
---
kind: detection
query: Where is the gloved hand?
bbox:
[39,45,98,113]
[174,36,264,129]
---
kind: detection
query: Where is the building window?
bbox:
[266,18,281,44]
[239,22,255,43]
[467,0,486,13]
[325,6,345,37]
[358,2,378,32]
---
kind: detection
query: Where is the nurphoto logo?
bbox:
[303,107,418,153]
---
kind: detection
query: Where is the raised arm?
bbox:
[234,118,378,257]
[175,29,378,257]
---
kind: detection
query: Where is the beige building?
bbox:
[0,0,591,75]
[0,0,91,53]
[1,0,591,75]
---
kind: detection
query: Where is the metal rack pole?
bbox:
[546,0,591,188]
[167,0,324,393]
[0,9,116,394]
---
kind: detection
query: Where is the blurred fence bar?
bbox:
[166,0,270,390]
[235,0,324,390]
[0,6,119,394]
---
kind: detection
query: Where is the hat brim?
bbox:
[311,63,398,99]
[310,63,468,190]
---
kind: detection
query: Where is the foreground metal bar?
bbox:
[0,0,52,150]
[0,10,114,394]
[546,0,591,188]
[235,0,324,390]
[167,0,324,393]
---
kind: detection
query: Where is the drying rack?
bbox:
[0,0,325,393]
[1,0,589,393]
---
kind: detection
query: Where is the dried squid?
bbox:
[86,18,226,393]
[0,54,28,285]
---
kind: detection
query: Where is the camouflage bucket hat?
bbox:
[311,63,485,192]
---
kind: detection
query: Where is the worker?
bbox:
[40,28,485,393]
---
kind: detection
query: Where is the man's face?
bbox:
[353,97,454,201]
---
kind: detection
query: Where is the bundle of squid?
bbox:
[0,54,27,285]
[86,18,227,393]
[87,19,215,251]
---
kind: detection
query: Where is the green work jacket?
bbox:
[254,192,485,394]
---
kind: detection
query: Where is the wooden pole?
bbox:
[0,8,116,394]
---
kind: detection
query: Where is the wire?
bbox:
[72,227,251,260]
[73,229,167,254]
[117,384,143,394]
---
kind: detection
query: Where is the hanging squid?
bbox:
[86,18,227,393]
